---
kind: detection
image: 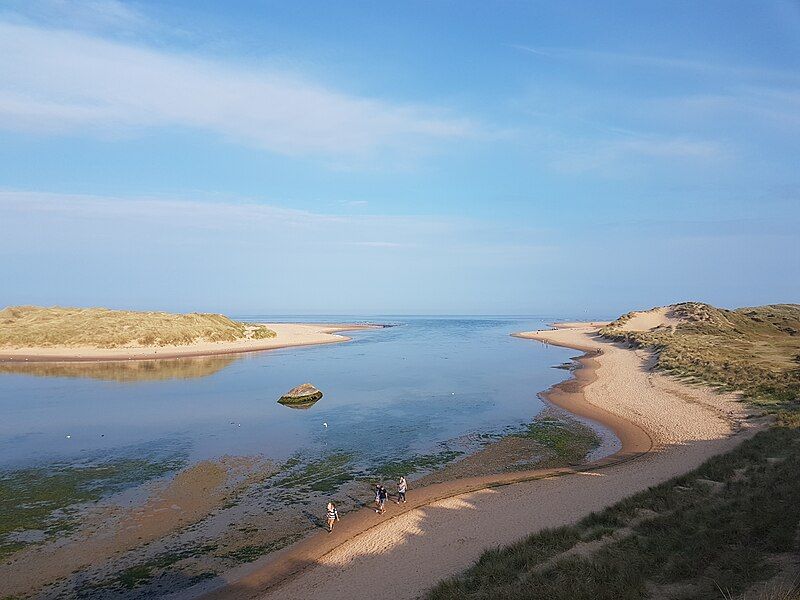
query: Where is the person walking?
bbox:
[376,484,388,514]
[326,501,339,533]
[374,484,382,513]
[397,476,407,504]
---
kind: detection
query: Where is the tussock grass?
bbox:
[0,305,275,349]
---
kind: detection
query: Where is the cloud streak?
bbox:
[0,21,476,158]
[512,45,800,84]
[1,0,148,34]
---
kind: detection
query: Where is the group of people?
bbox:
[325,476,408,533]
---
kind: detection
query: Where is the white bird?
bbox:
[65,435,71,439]
[323,422,328,428]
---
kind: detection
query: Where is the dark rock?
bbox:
[278,383,323,407]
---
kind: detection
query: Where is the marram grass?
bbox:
[0,305,275,349]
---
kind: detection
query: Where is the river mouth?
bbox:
[0,316,613,598]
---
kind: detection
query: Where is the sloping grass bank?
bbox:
[430,423,800,600]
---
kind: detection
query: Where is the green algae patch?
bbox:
[0,456,185,559]
[511,416,600,467]
[221,533,305,564]
[77,541,220,595]
[270,453,355,494]
[372,450,464,481]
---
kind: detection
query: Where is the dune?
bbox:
[617,306,683,332]
[0,306,378,361]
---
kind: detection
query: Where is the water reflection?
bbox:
[278,399,320,410]
[0,355,240,382]
[0,317,576,469]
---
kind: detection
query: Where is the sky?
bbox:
[1,0,798,316]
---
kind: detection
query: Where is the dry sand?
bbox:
[618,306,683,332]
[0,323,377,362]
[201,323,760,600]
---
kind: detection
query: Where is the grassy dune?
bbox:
[601,302,800,411]
[0,306,275,349]
[429,303,800,600]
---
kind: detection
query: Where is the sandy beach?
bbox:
[199,322,761,600]
[0,323,378,362]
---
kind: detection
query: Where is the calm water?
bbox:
[0,317,581,471]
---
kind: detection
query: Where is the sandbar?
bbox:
[0,323,379,362]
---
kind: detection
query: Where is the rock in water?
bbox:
[278,383,323,407]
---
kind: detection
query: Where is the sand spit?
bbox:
[0,323,378,362]
[198,323,761,600]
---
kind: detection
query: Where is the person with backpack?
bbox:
[376,484,388,514]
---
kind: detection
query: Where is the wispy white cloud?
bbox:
[0,190,450,239]
[535,128,728,175]
[651,89,800,130]
[0,189,552,252]
[1,0,148,34]
[512,45,800,83]
[0,21,477,158]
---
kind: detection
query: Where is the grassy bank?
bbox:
[0,306,275,349]
[429,424,800,600]
[429,302,800,600]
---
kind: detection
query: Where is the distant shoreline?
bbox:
[0,323,381,363]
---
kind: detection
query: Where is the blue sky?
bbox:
[0,1,798,315]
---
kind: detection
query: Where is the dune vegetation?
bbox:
[429,424,800,600]
[429,303,800,600]
[0,306,275,349]
[601,302,800,413]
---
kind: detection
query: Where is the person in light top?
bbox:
[397,476,407,504]
[326,501,339,533]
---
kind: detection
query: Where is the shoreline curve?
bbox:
[0,323,381,363]
[193,323,662,600]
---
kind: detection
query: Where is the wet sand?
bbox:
[0,323,378,362]
[193,322,760,600]
[0,457,279,598]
